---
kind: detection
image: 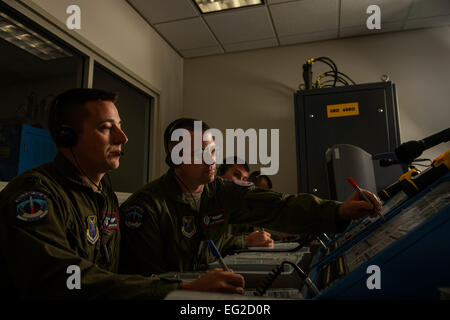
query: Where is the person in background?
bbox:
[248,170,272,190]
[217,159,274,250]
[248,170,295,241]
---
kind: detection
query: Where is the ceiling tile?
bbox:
[404,15,450,29]
[340,21,403,37]
[266,0,296,4]
[155,18,219,50]
[224,37,278,52]
[127,0,448,58]
[127,0,199,24]
[270,0,339,36]
[341,0,412,28]
[408,0,450,19]
[204,6,275,44]
[279,30,338,45]
[181,46,224,58]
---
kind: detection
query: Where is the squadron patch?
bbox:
[202,209,226,228]
[124,206,144,229]
[23,176,39,186]
[86,216,99,245]
[181,216,197,238]
[15,191,49,222]
[103,212,119,230]
[233,180,254,187]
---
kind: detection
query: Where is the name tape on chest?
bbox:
[202,209,226,228]
[103,212,119,230]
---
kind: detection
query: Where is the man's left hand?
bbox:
[245,230,274,247]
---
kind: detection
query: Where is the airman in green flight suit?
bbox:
[119,118,382,277]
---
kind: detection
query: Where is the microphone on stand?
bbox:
[395,128,450,164]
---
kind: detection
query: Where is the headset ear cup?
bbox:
[57,127,77,147]
[164,118,192,169]
[217,164,226,176]
[165,153,180,168]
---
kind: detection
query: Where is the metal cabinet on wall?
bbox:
[294,81,401,199]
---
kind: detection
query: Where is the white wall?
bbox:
[28,0,184,177]
[184,27,450,194]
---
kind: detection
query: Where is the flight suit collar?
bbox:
[162,169,189,204]
[53,152,103,192]
[202,179,216,199]
[162,169,216,204]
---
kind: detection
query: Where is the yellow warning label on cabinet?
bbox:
[327,102,359,118]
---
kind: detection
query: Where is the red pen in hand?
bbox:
[347,177,385,220]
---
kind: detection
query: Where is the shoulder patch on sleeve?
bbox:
[232,180,254,187]
[15,191,49,222]
[124,205,144,229]
[23,176,40,186]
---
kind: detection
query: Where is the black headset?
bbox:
[216,163,227,176]
[49,96,78,148]
[164,118,198,168]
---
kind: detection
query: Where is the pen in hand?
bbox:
[206,239,230,271]
[346,177,385,220]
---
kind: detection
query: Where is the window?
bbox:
[93,63,152,193]
[0,4,84,181]
[0,5,84,129]
[0,3,155,190]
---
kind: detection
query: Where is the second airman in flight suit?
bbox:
[119,118,381,276]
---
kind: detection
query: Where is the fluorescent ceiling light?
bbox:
[193,0,264,14]
[0,12,71,61]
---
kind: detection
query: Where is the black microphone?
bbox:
[120,151,125,156]
[422,128,450,150]
[380,158,401,167]
[395,128,450,164]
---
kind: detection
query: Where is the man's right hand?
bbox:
[338,189,382,220]
[179,268,245,294]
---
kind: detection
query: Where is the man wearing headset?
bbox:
[0,89,243,299]
[119,118,382,277]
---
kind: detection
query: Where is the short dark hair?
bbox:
[217,156,250,177]
[248,170,273,189]
[48,88,118,146]
[164,118,211,155]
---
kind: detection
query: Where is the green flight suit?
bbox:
[0,153,180,299]
[119,169,349,276]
